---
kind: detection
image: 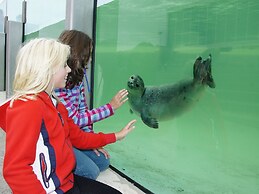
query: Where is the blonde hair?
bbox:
[11,38,70,102]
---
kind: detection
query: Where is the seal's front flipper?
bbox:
[141,112,159,128]
[193,54,215,88]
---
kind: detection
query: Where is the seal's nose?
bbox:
[128,75,137,88]
[128,80,133,88]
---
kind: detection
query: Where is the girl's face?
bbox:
[53,63,71,89]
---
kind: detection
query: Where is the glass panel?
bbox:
[94,0,259,193]
[6,0,22,22]
[25,0,66,39]
[0,0,6,33]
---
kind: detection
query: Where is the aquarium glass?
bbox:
[25,0,66,38]
[93,0,259,193]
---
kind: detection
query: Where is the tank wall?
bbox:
[93,0,259,193]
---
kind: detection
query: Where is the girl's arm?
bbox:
[58,103,135,149]
[55,84,114,130]
[4,100,45,194]
[78,84,114,126]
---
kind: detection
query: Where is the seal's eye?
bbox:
[131,76,134,79]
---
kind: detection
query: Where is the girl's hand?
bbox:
[93,148,110,159]
[115,120,137,141]
[110,89,128,110]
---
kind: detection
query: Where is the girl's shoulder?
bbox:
[11,95,46,111]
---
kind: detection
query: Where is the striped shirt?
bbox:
[54,81,114,133]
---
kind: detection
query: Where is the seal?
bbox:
[127,55,215,128]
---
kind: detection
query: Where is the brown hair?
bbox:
[58,30,92,88]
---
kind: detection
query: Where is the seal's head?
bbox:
[127,75,145,95]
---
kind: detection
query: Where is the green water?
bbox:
[93,0,259,193]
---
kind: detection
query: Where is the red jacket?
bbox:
[0,92,116,194]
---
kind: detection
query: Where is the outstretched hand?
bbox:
[115,120,137,141]
[110,89,128,110]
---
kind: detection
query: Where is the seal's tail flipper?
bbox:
[193,54,215,88]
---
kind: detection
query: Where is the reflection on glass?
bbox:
[0,0,6,33]
[25,0,66,38]
[0,9,3,33]
[5,0,22,22]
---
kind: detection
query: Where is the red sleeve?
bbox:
[4,100,45,194]
[58,103,116,149]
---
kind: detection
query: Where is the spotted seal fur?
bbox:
[127,55,215,128]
